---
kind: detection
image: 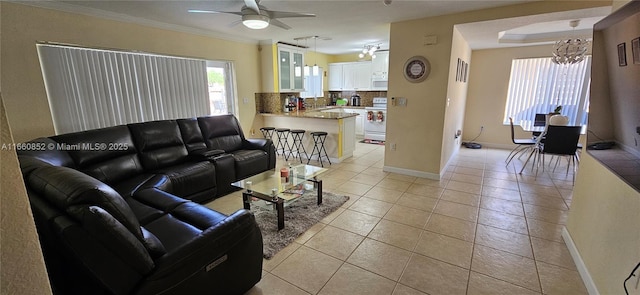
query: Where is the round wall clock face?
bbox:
[403,56,431,83]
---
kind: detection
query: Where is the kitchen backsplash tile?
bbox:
[255,91,387,114]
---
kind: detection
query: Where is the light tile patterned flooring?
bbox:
[206,143,586,295]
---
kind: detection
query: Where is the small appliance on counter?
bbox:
[284,95,296,112]
[351,94,361,106]
[329,93,339,106]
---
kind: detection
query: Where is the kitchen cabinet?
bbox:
[344,108,366,137]
[328,64,343,91]
[278,45,304,92]
[371,51,389,80]
[328,62,371,91]
[322,107,365,137]
[371,51,389,90]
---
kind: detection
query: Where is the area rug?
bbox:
[359,139,385,145]
[252,190,349,259]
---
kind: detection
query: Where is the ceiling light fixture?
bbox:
[551,20,589,65]
[359,44,381,59]
[242,15,269,29]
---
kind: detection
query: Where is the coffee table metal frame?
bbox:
[232,165,326,230]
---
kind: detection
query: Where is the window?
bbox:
[503,56,591,128]
[206,61,236,115]
[37,44,236,134]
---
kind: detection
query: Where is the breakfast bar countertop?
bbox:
[259,110,358,120]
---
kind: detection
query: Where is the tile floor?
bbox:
[205,143,587,295]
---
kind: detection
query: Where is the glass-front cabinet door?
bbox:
[277,44,305,92]
[293,52,304,90]
[279,49,291,90]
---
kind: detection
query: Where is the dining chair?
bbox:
[520,125,582,183]
[506,117,537,165]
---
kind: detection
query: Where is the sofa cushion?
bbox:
[83,206,155,275]
[133,188,189,213]
[230,149,269,179]
[52,126,143,184]
[17,137,75,168]
[143,214,202,252]
[141,226,167,259]
[177,118,207,153]
[198,115,244,152]
[128,120,188,170]
[153,161,216,199]
[28,166,144,240]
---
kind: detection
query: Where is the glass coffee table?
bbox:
[232,164,328,230]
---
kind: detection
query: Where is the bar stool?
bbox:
[307,131,331,167]
[260,127,275,140]
[289,129,308,163]
[275,128,292,159]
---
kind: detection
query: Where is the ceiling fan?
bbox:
[188,0,315,30]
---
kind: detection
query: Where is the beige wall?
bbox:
[565,1,640,293]
[567,153,640,294]
[464,44,556,147]
[385,1,610,176]
[441,27,471,169]
[1,4,52,293]
[1,96,53,294]
[0,2,262,143]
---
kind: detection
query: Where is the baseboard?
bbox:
[466,141,514,150]
[562,227,600,295]
[382,165,440,180]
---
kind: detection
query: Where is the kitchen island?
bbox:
[261,109,357,163]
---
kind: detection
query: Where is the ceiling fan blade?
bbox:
[227,19,243,28]
[188,9,242,16]
[268,10,316,19]
[269,19,291,30]
[243,0,260,14]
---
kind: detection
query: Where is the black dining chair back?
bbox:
[542,126,581,156]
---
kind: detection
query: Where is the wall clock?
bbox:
[403,56,431,83]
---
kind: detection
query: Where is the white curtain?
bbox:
[503,56,591,127]
[37,44,209,134]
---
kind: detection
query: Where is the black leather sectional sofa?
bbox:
[17,114,275,295]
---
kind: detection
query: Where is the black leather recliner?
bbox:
[17,114,274,294]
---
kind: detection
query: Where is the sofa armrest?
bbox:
[186,148,225,161]
[243,138,270,151]
[244,139,276,169]
[135,209,263,295]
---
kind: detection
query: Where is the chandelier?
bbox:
[359,44,381,59]
[551,20,589,65]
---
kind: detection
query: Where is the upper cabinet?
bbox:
[328,64,344,91]
[278,44,304,92]
[371,51,389,90]
[328,61,372,91]
[371,51,389,81]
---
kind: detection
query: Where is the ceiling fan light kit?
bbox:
[242,14,269,29]
[189,0,315,30]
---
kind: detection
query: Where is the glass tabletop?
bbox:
[232,164,327,201]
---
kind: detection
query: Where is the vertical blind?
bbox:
[37,44,209,134]
[503,56,592,127]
